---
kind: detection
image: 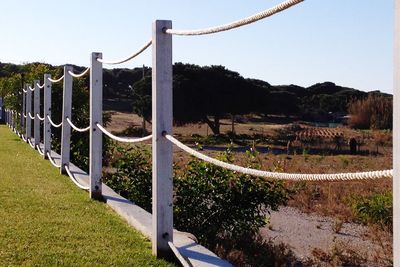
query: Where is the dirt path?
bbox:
[260,206,391,266]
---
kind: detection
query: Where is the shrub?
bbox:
[104,145,152,212]
[348,94,392,130]
[174,151,291,246]
[351,191,392,228]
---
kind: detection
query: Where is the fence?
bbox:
[3,0,394,261]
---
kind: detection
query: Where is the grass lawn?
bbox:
[0,125,174,266]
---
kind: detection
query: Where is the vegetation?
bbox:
[0,126,173,266]
[104,144,292,265]
[348,94,393,129]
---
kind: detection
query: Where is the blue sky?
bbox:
[0,0,394,93]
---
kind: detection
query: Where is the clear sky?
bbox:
[0,0,394,93]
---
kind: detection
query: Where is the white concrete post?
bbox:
[394,0,399,265]
[21,89,25,129]
[33,80,40,147]
[43,74,52,159]
[152,20,173,257]
[26,85,32,141]
[90,52,103,200]
[60,66,73,174]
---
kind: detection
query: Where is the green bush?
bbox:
[174,151,291,246]
[351,191,392,228]
[104,145,152,212]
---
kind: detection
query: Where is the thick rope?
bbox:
[23,114,27,118]
[27,138,36,149]
[66,118,90,132]
[28,112,35,120]
[96,123,152,143]
[21,134,27,142]
[97,39,152,65]
[36,145,45,156]
[28,86,35,91]
[47,152,61,168]
[165,0,303,36]
[64,165,90,190]
[23,89,27,93]
[164,134,393,181]
[36,113,45,121]
[47,75,64,83]
[68,68,90,78]
[168,242,190,267]
[47,115,63,128]
[36,83,45,89]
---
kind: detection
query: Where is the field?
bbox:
[104,111,393,265]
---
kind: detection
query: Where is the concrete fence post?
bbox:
[60,66,73,173]
[43,74,52,159]
[26,85,32,141]
[152,20,173,257]
[22,89,25,130]
[33,80,40,147]
[90,52,103,200]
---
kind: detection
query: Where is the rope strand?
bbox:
[66,118,90,132]
[97,39,152,65]
[96,123,152,143]
[165,0,303,36]
[47,152,61,168]
[47,75,64,83]
[47,115,63,128]
[68,68,90,78]
[164,133,393,181]
[64,165,90,190]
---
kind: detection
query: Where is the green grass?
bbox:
[0,126,174,266]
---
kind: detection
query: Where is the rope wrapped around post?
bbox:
[96,123,152,143]
[164,133,393,181]
[64,165,90,190]
[165,0,303,36]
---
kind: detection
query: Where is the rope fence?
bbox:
[3,0,396,260]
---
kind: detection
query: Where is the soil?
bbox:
[261,206,391,266]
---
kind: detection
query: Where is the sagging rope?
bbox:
[47,75,64,83]
[28,86,35,91]
[36,82,45,89]
[97,39,152,65]
[47,115,63,128]
[36,113,45,121]
[165,0,303,36]
[164,133,393,181]
[64,165,90,190]
[23,114,27,118]
[28,112,35,120]
[47,152,61,168]
[96,123,152,143]
[22,88,27,93]
[21,134,27,142]
[68,68,90,78]
[36,145,45,156]
[66,118,90,132]
[27,138,36,149]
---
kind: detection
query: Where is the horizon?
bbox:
[0,1,394,93]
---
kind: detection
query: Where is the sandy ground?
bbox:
[261,206,391,266]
